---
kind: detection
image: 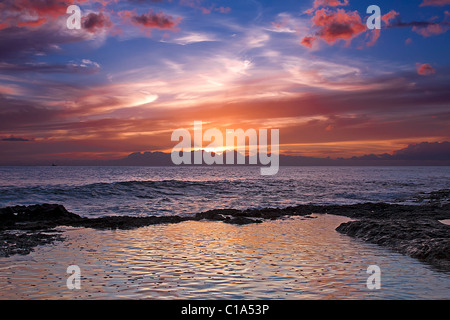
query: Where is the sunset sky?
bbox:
[0,0,449,164]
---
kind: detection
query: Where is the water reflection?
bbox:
[0,215,449,299]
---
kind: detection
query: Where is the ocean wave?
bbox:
[1,167,449,218]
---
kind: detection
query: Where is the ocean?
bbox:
[0,166,449,218]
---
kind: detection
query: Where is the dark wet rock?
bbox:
[70,215,189,230]
[224,216,263,225]
[0,204,82,231]
[410,189,450,206]
[195,207,297,221]
[195,209,241,221]
[0,230,64,257]
[302,202,450,220]
[0,204,80,257]
[331,202,450,271]
[0,203,79,222]
[336,218,450,270]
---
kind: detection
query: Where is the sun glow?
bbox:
[194,146,230,154]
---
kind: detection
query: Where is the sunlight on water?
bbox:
[1,215,448,300]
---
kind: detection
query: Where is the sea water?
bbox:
[0,166,449,218]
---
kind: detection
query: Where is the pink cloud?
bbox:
[310,8,366,44]
[0,0,90,28]
[178,0,231,15]
[201,7,212,14]
[303,6,396,48]
[0,0,118,36]
[412,23,447,36]
[366,29,380,47]
[216,7,231,14]
[381,10,399,26]
[179,0,211,14]
[416,63,436,76]
[16,18,47,28]
[132,11,181,29]
[118,9,181,35]
[306,0,348,14]
[312,0,349,9]
[300,36,317,48]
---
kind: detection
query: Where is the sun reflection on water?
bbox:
[0,215,449,299]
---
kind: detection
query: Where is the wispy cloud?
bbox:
[162,32,217,45]
[420,0,450,7]
[0,59,100,74]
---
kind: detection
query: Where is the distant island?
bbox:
[1,141,449,166]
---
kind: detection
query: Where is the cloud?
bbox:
[270,13,304,34]
[420,0,450,6]
[388,19,450,37]
[2,64,449,162]
[412,23,447,36]
[17,18,48,28]
[339,141,450,162]
[366,29,380,47]
[0,3,116,60]
[305,0,349,14]
[166,32,217,45]
[216,7,231,14]
[392,142,450,160]
[312,0,349,9]
[1,136,30,142]
[416,63,436,75]
[82,12,113,33]
[0,94,62,131]
[0,0,177,38]
[173,0,231,14]
[127,0,165,2]
[0,0,89,29]
[304,9,397,49]
[300,36,316,48]
[0,0,448,163]
[0,24,92,60]
[132,11,180,29]
[119,9,181,34]
[381,10,399,26]
[0,60,100,74]
[306,8,366,45]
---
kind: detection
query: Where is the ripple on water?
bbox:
[0,215,449,300]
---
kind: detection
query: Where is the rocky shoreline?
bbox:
[1,202,449,271]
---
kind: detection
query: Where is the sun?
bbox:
[201,146,229,154]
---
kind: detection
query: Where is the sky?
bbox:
[0,0,449,164]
